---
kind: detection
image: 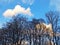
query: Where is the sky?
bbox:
[0,0,60,28]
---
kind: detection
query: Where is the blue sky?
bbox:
[0,0,60,28]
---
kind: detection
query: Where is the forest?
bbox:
[0,11,60,45]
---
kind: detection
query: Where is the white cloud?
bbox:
[3,5,33,17]
[22,0,34,5]
[50,0,60,11]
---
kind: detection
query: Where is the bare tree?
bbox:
[46,11,60,45]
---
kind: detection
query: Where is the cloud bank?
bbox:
[3,5,33,17]
[22,0,34,5]
[50,0,60,12]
